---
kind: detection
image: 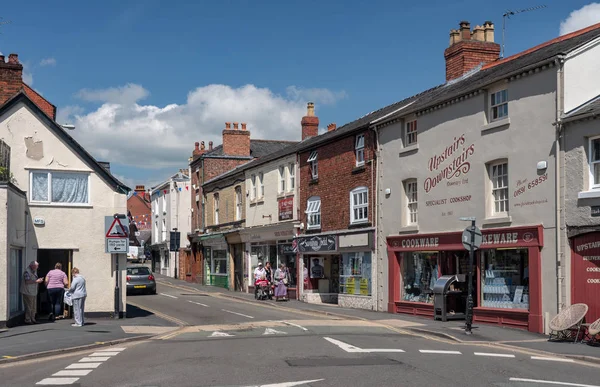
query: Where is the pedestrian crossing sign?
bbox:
[106,217,128,238]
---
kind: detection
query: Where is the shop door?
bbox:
[571,233,600,322]
[233,244,243,292]
[37,249,72,317]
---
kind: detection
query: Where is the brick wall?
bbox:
[222,122,250,156]
[444,40,500,81]
[204,182,245,227]
[0,54,23,107]
[299,130,376,231]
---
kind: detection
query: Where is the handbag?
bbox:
[63,291,73,306]
[283,277,289,285]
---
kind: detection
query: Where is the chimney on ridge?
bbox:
[301,102,319,140]
[444,21,500,82]
[192,141,207,157]
[209,141,213,151]
[0,53,23,106]
[222,121,251,156]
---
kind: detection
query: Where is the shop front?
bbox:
[387,225,544,333]
[201,234,229,289]
[570,231,600,323]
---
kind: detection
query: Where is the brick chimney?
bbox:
[209,141,213,151]
[222,121,250,156]
[192,141,207,157]
[444,21,500,82]
[0,53,23,106]
[327,123,336,132]
[301,102,319,140]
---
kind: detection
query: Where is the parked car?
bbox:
[126,266,156,295]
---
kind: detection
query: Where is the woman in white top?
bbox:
[68,267,87,327]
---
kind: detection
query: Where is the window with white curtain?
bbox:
[490,161,509,215]
[355,134,365,166]
[350,187,368,224]
[306,196,321,229]
[404,180,418,224]
[279,166,286,194]
[30,171,90,204]
[288,163,295,191]
[259,172,264,198]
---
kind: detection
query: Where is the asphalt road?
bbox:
[2,281,599,387]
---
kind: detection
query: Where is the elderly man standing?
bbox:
[21,261,43,324]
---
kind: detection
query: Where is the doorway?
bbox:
[233,244,243,292]
[37,249,72,318]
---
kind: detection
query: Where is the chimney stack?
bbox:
[0,52,23,107]
[327,123,336,132]
[135,185,146,193]
[222,120,251,156]
[301,102,319,140]
[193,141,208,157]
[444,20,500,82]
[209,141,213,150]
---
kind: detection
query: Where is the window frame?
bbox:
[214,193,220,224]
[235,186,242,221]
[288,163,295,191]
[350,186,369,224]
[489,161,509,216]
[355,134,365,167]
[589,136,600,189]
[404,179,418,225]
[250,174,257,200]
[307,151,318,179]
[29,170,91,206]
[305,196,321,230]
[279,166,286,194]
[258,172,264,198]
[490,89,509,122]
[405,120,418,146]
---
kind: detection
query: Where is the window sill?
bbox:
[29,203,93,209]
[482,117,510,133]
[352,166,366,175]
[398,144,419,156]
[482,216,512,226]
[348,221,372,229]
[398,225,419,234]
[306,227,321,233]
[578,190,600,199]
[277,193,294,199]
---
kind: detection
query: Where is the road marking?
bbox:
[1,355,14,359]
[36,378,80,385]
[362,348,405,353]
[159,293,178,299]
[530,356,575,363]
[107,347,126,351]
[509,378,600,387]
[79,356,110,362]
[323,337,364,353]
[210,331,233,337]
[128,301,188,326]
[222,309,254,319]
[282,321,308,331]
[474,352,515,358]
[89,351,120,356]
[53,370,93,377]
[264,328,287,335]
[188,300,209,307]
[256,379,326,387]
[65,363,103,369]
[419,350,462,355]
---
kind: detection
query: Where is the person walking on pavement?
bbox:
[68,267,87,327]
[274,263,289,301]
[45,262,68,322]
[21,261,44,324]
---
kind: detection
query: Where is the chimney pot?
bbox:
[233,122,239,130]
[301,102,319,140]
[327,123,336,132]
[0,55,4,63]
[201,141,205,150]
[194,141,200,150]
[241,123,247,130]
[307,102,315,117]
[449,29,461,46]
[225,122,231,130]
[459,21,471,40]
[7,53,19,65]
[472,25,484,41]
[484,22,495,42]
[209,141,213,150]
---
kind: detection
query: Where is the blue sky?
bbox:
[1,0,599,189]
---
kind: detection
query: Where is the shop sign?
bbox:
[278,243,295,255]
[424,134,476,193]
[243,228,294,242]
[387,226,542,251]
[297,235,336,252]
[278,197,294,221]
[592,206,600,217]
[571,233,600,322]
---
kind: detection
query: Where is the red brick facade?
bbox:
[128,185,151,230]
[222,122,250,156]
[299,130,376,232]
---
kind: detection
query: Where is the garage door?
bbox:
[571,232,600,323]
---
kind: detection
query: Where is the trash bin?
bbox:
[433,274,467,322]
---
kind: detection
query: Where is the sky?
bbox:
[1,0,600,190]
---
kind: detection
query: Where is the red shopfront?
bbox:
[386,225,544,333]
[570,232,600,323]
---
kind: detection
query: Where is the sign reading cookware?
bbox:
[297,235,337,253]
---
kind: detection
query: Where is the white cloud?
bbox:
[22,61,33,85]
[56,105,85,125]
[39,57,56,67]
[66,83,345,169]
[560,3,600,35]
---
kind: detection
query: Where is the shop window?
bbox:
[489,161,509,215]
[481,248,529,310]
[402,252,439,304]
[350,187,368,224]
[306,196,321,229]
[278,242,297,286]
[307,151,318,179]
[355,134,365,167]
[9,248,23,315]
[589,136,600,189]
[30,171,90,205]
[339,252,372,296]
[404,179,418,225]
[211,249,228,274]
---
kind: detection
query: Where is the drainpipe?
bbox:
[370,125,380,312]
[24,210,28,264]
[554,55,566,317]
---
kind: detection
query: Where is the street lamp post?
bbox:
[460,216,481,335]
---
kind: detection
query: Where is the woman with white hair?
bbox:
[68,267,87,327]
[20,261,43,324]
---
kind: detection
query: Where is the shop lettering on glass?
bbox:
[278,197,294,221]
[574,239,600,284]
[298,235,336,252]
[424,134,475,193]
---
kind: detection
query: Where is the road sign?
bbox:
[106,217,128,238]
[107,238,128,253]
[462,226,483,250]
[170,231,181,252]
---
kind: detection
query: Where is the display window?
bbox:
[480,248,529,310]
[339,252,372,296]
[277,242,297,286]
[402,252,439,303]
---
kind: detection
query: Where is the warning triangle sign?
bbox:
[106,218,128,238]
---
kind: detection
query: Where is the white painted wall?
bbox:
[564,38,600,113]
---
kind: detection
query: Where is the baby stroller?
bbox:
[254,278,272,300]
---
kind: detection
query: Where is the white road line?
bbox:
[419,350,462,355]
[79,356,110,362]
[36,378,80,385]
[89,351,120,356]
[509,378,600,387]
[53,370,93,377]
[363,349,405,353]
[65,363,103,369]
[323,337,364,353]
[264,328,287,335]
[210,331,233,337]
[530,356,575,363]
[106,347,126,351]
[188,300,209,307]
[258,380,326,387]
[282,321,308,331]
[222,309,254,319]
[159,293,178,299]
[474,352,515,358]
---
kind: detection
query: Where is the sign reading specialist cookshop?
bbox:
[387,226,542,251]
[297,235,337,253]
[278,197,294,221]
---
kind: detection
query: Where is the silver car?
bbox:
[126,266,157,295]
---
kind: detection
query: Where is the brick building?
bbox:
[127,185,152,250]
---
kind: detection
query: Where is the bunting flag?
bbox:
[185,186,189,191]
[133,191,138,196]
[179,187,182,192]
[163,189,167,194]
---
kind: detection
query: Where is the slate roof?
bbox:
[203,22,600,186]
[563,95,600,121]
[202,139,297,159]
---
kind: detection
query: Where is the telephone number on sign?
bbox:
[514,173,548,197]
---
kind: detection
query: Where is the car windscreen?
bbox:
[127,267,151,275]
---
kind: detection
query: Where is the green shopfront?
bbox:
[201,234,229,289]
